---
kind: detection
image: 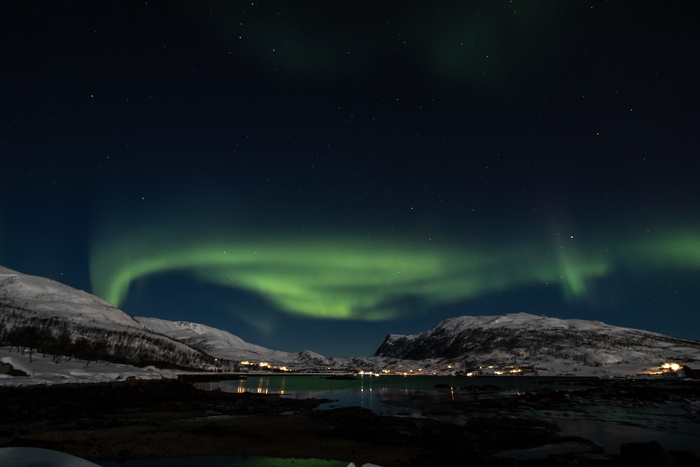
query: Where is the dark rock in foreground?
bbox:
[1,379,700,466]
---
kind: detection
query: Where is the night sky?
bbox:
[2,2,699,357]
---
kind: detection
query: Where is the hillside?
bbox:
[136,317,336,370]
[135,317,293,364]
[0,266,213,370]
[375,313,700,375]
[4,266,700,379]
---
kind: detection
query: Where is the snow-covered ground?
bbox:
[0,447,102,467]
[0,448,381,467]
[0,347,176,386]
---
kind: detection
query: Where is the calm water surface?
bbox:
[195,375,700,455]
[102,376,700,465]
[197,375,587,416]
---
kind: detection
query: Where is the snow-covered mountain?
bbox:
[135,317,334,369]
[4,266,700,378]
[0,266,141,329]
[375,313,700,375]
[0,266,214,369]
[136,317,293,364]
[0,265,329,372]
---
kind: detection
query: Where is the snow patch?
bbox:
[0,447,101,467]
[0,347,176,386]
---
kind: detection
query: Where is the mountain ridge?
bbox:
[0,266,216,369]
[134,317,296,364]
[0,266,142,330]
[3,266,700,377]
[1,265,327,371]
[375,312,700,375]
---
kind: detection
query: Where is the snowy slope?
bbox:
[135,317,335,368]
[0,266,141,329]
[0,265,325,372]
[135,317,294,364]
[375,312,700,375]
[0,447,102,467]
[4,265,700,378]
[0,448,376,467]
[0,347,176,386]
[0,266,213,371]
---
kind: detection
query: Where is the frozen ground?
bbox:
[0,347,176,386]
[0,447,102,467]
[0,448,382,467]
[525,401,700,455]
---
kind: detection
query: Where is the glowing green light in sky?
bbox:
[89,217,700,321]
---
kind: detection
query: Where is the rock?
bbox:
[620,440,673,467]
[671,450,700,467]
[265,395,282,405]
[0,362,29,377]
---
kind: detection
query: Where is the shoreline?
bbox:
[2,378,700,466]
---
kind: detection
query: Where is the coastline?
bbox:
[1,378,700,466]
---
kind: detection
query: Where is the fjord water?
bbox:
[197,374,589,419]
[196,375,700,456]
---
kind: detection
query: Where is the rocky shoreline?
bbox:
[1,378,699,466]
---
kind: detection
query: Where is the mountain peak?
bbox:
[135,317,293,364]
[435,313,613,334]
[1,265,217,370]
[375,313,700,375]
[0,265,141,329]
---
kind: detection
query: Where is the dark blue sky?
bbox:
[1,1,699,356]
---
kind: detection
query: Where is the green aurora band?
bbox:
[89,221,700,321]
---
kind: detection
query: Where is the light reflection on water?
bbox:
[204,375,585,413]
[197,375,700,455]
[206,374,557,401]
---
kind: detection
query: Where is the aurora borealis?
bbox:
[89,216,700,324]
[2,2,699,355]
